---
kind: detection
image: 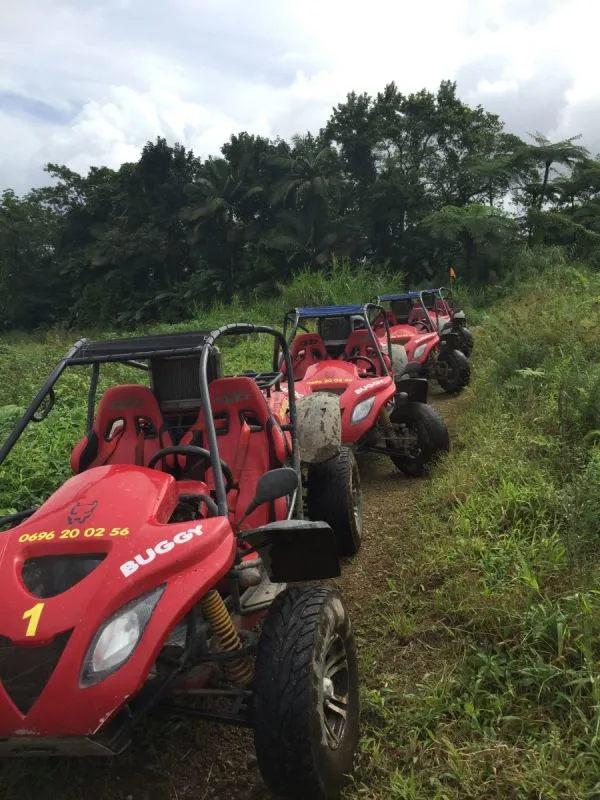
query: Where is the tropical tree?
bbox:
[0,189,61,328]
[0,79,594,331]
[420,204,520,282]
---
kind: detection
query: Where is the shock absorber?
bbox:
[200,589,253,684]
[379,405,400,448]
[381,397,413,454]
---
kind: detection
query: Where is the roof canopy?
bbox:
[377,291,423,302]
[67,330,212,364]
[293,304,368,318]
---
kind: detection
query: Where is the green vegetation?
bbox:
[0,259,398,517]
[2,247,600,799]
[351,247,600,799]
[2,79,600,331]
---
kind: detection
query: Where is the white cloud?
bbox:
[476,78,519,96]
[0,0,599,192]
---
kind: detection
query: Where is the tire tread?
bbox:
[254,587,358,799]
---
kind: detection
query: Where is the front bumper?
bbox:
[0,735,120,757]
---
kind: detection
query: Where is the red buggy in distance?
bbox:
[272,304,450,508]
[372,291,471,395]
[422,287,474,357]
[0,324,359,800]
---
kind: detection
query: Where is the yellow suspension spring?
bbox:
[379,407,396,445]
[200,589,253,684]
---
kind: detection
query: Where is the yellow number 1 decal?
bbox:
[22,602,45,637]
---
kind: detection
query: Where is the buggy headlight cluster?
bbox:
[80,585,165,687]
[351,396,375,424]
[413,344,427,360]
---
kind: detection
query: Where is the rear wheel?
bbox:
[306,447,362,556]
[388,401,449,476]
[253,587,359,800]
[437,348,470,394]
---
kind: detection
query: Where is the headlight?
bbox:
[80,585,165,687]
[413,344,427,360]
[351,396,375,424]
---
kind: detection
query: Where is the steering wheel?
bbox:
[411,319,430,332]
[347,355,378,374]
[147,445,234,494]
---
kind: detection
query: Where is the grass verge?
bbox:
[347,250,600,799]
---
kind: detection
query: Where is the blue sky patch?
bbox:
[0,91,72,124]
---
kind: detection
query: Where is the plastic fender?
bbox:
[404,333,439,363]
[0,465,236,737]
[339,376,396,443]
[393,377,429,405]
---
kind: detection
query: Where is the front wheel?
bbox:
[437,348,470,394]
[306,447,362,556]
[253,587,360,800]
[388,401,450,476]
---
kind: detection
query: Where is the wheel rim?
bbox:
[350,459,362,534]
[392,422,421,461]
[322,633,349,750]
[436,357,453,382]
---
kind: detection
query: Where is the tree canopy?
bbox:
[1,80,598,330]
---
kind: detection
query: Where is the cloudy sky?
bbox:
[0,0,597,193]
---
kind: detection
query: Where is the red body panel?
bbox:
[0,464,235,737]
[377,324,439,363]
[277,360,395,444]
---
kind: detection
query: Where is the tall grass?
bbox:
[351,249,600,799]
[277,257,400,309]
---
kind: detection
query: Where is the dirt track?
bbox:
[0,389,460,800]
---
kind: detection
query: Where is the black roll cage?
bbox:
[0,323,301,526]
[274,303,393,377]
[373,290,439,335]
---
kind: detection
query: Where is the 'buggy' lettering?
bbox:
[355,378,388,396]
[120,524,204,578]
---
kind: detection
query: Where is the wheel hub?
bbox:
[392,422,420,457]
[321,634,349,750]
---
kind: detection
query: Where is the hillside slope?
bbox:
[2,250,600,798]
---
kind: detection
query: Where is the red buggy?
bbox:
[273,304,450,500]
[373,291,471,394]
[422,286,474,357]
[0,324,359,800]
